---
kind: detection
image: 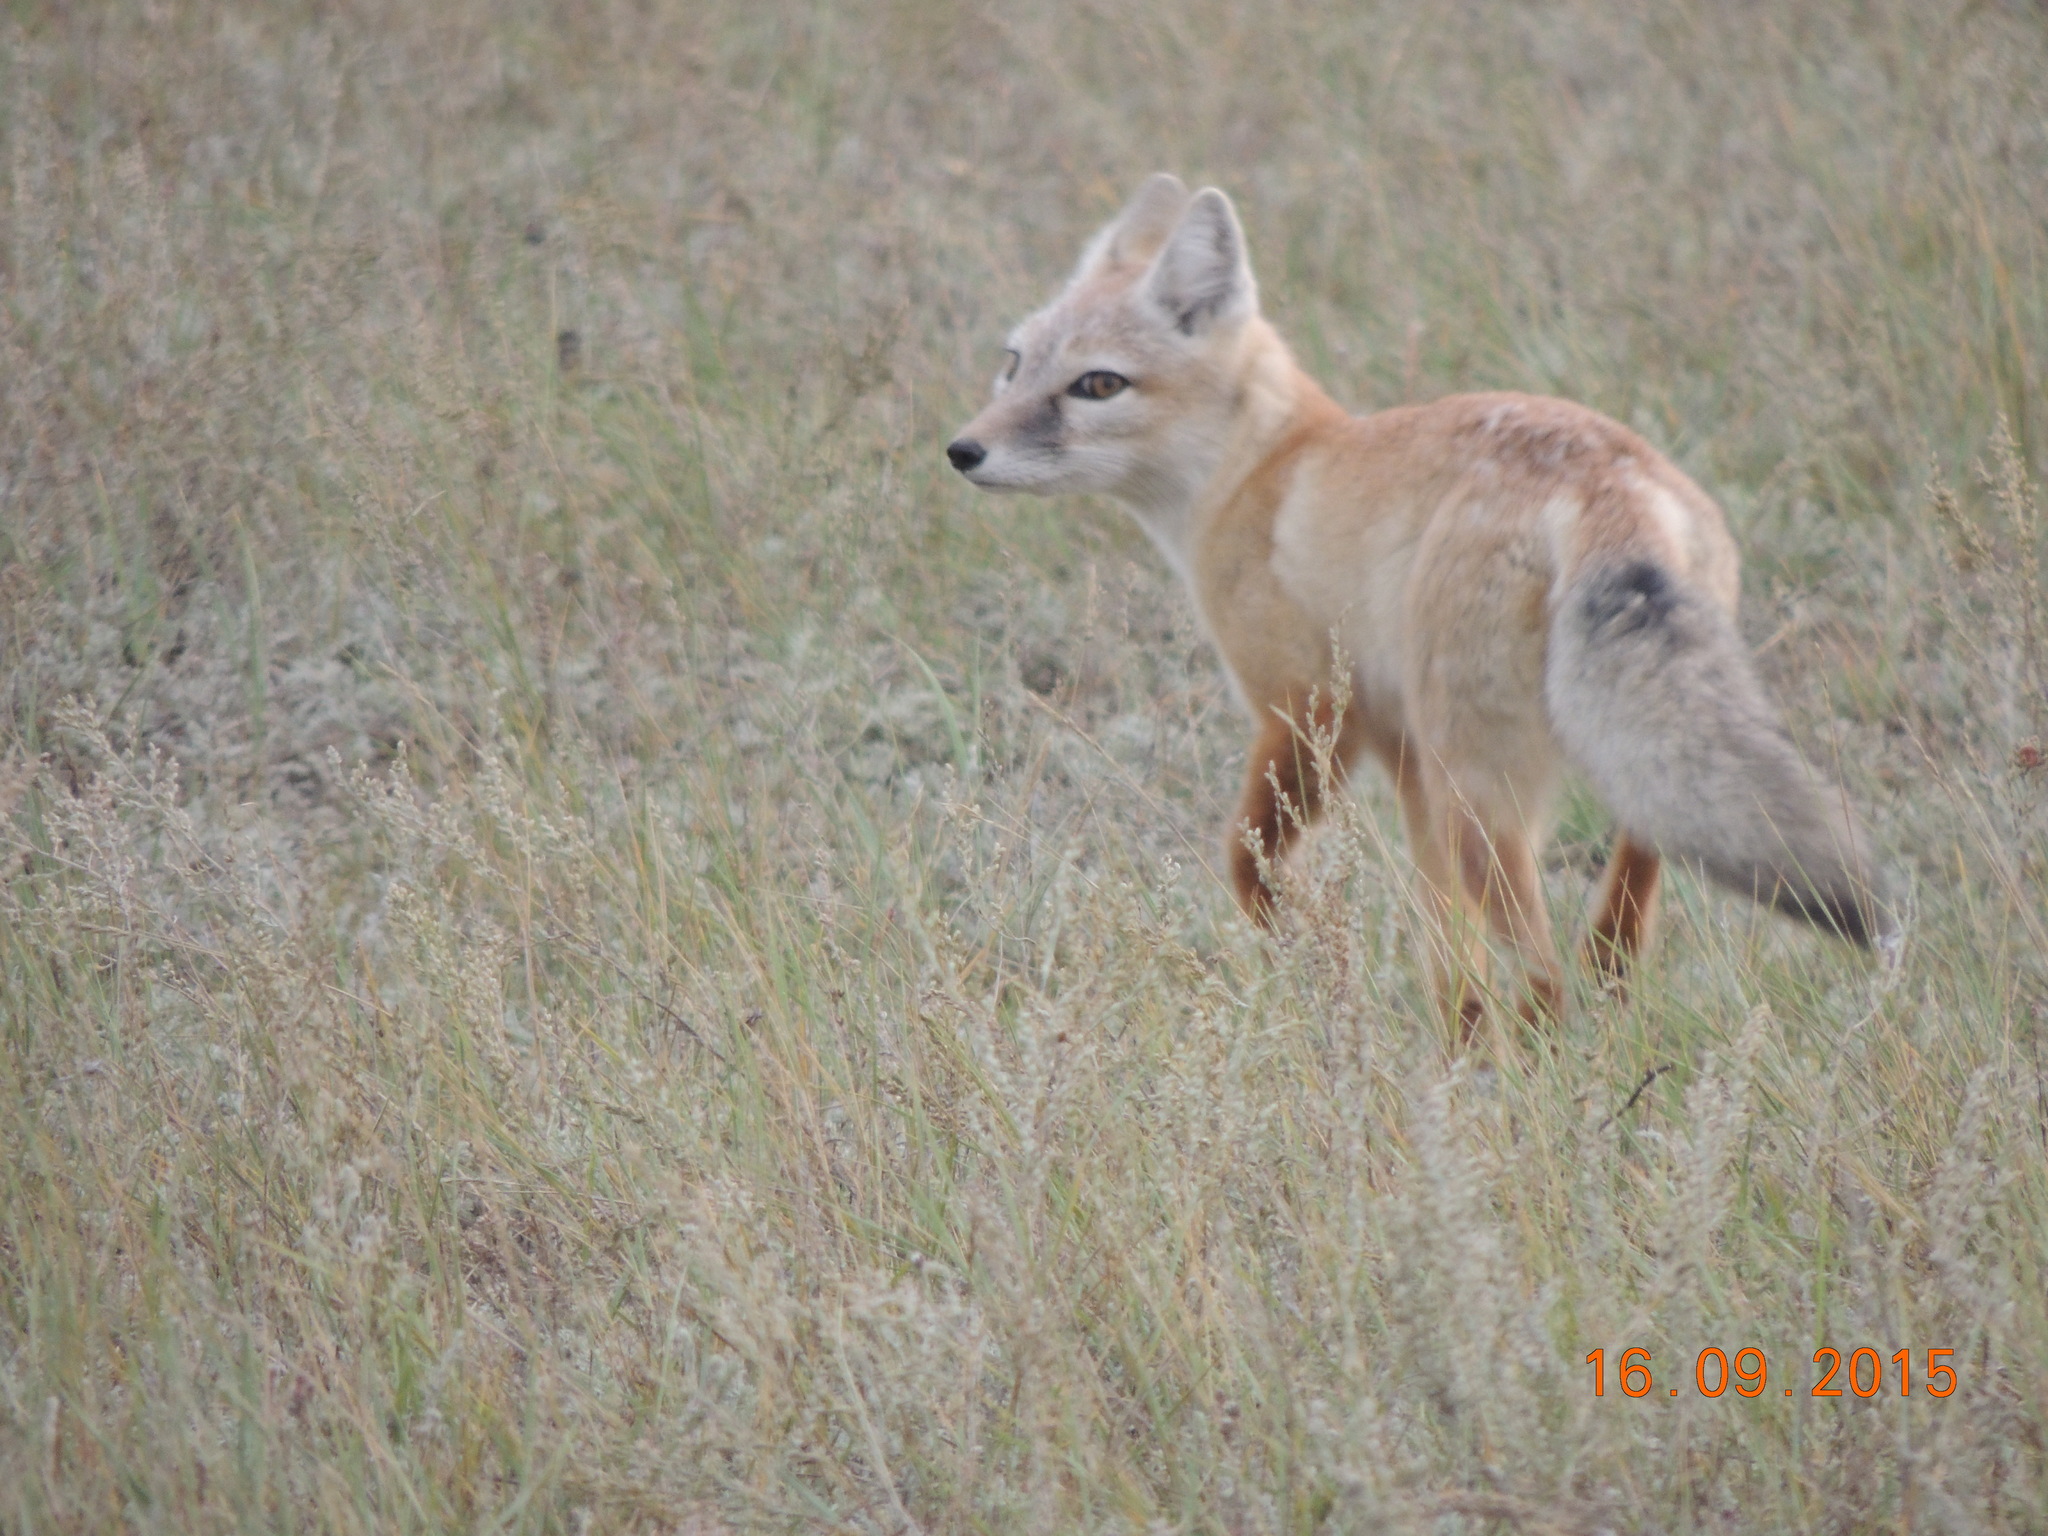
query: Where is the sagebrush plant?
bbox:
[3,1,2047,1531]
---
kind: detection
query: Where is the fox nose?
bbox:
[946,438,987,473]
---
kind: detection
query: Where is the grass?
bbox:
[2,0,2047,1530]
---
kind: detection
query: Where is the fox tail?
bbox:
[1545,557,1895,949]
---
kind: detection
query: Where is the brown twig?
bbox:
[1599,1063,1674,1132]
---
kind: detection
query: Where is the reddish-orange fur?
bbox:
[1228,695,1371,925]
[1585,834,1662,988]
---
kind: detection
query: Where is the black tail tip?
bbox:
[1767,878,1897,951]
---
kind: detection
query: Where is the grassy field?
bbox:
[4,1,2048,1530]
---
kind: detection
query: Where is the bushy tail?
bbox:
[1545,559,1895,947]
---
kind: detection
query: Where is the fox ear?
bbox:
[1073,172,1190,279]
[1142,188,1257,335]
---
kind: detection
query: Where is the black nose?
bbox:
[946,438,987,473]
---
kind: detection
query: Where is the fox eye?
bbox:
[1068,370,1131,400]
[1000,348,1021,383]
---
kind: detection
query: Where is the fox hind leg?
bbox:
[1584,832,1662,991]
[1396,775,1489,1040]
[1454,807,1565,1025]
[1401,765,1565,1035]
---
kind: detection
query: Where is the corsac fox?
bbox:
[946,173,1894,1027]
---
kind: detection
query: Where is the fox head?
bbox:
[947,174,1287,514]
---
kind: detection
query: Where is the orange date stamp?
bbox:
[1586,1347,1957,1399]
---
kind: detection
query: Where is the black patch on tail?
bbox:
[1578,560,1678,639]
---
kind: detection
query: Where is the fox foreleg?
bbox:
[1228,696,1368,926]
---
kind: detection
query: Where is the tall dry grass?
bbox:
[3,1,2047,1530]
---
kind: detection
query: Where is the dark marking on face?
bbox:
[1018,394,1063,448]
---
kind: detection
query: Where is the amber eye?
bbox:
[1067,370,1130,400]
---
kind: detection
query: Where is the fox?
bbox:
[946,173,1895,1028]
